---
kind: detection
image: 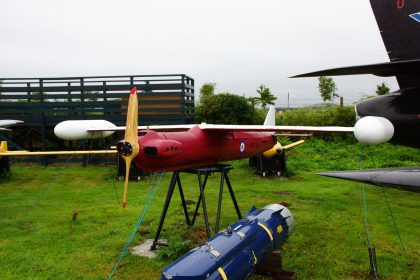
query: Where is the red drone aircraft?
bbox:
[85,87,354,208]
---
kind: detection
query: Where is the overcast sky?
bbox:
[0,0,398,107]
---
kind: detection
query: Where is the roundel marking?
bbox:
[240,140,245,153]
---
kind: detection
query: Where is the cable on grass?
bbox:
[22,140,86,217]
[366,146,407,259]
[107,171,165,280]
[359,144,379,280]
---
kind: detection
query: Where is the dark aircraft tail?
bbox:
[369,0,420,88]
[293,1,420,90]
[371,0,420,62]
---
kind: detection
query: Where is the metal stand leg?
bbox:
[225,173,242,219]
[197,172,211,238]
[151,164,241,248]
[151,171,178,250]
[191,174,209,225]
[215,171,225,233]
[176,174,191,225]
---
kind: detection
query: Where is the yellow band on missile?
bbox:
[218,267,228,280]
[258,222,273,241]
[262,142,282,158]
[252,250,257,265]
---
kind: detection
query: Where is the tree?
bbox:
[256,84,276,108]
[318,76,338,102]
[247,96,259,108]
[376,82,390,95]
[199,83,215,105]
[196,93,254,124]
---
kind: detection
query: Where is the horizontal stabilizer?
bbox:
[291,59,420,78]
[319,167,420,193]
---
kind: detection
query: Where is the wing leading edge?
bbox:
[291,59,420,78]
[87,124,354,133]
[319,167,420,193]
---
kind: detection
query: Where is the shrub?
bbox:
[195,93,255,124]
[276,105,356,142]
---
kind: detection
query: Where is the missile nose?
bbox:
[262,203,295,234]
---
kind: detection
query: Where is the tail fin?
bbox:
[263,106,276,126]
[370,0,420,88]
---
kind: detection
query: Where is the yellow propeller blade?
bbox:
[283,140,305,150]
[117,87,140,208]
[262,140,305,159]
[262,142,282,159]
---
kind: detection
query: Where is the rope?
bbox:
[107,171,165,280]
[111,174,120,205]
[366,147,407,259]
[72,139,97,221]
[381,188,407,257]
[22,140,86,216]
[359,144,379,280]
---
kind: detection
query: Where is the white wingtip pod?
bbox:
[54,120,117,140]
[354,116,394,145]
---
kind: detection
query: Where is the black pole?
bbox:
[225,173,242,219]
[191,174,209,225]
[176,174,191,226]
[197,172,211,238]
[151,171,178,250]
[215,171,225,233]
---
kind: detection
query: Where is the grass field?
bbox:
[0,140,419,279]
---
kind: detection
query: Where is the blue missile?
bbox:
[160,204,294,280]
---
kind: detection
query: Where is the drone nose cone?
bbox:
[354,116,394,145]
[117,141,134,157]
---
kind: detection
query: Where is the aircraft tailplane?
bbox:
[263,106,276,126]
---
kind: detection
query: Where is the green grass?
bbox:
[0,140,419,279]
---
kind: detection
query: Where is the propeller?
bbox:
[116,87,139,208]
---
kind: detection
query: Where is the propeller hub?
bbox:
[117,141,133,157]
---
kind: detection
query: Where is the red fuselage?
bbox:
[133,126,276,171]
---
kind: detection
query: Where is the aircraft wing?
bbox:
[0,120,23,128]
[0,150,117,157]
[319,167,420,193]
[88,124,197,132]
[291,59,420,78]
[88,124,353,133]
[197,124,353,133]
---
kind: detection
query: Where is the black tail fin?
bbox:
[292,1,420,90]
[370,0,420,61]
[370,0,420,88]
